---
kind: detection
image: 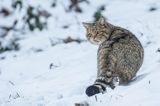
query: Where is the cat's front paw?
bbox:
[85,85,101,97]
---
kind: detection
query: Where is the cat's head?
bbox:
[83,17,113,45]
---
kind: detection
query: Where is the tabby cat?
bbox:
[83,17,144,97]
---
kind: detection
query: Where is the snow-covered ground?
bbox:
[0,0,160,106]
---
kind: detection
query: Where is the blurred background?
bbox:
[0,0,160,106]
[0,0,159,54]
[0,0,105,54]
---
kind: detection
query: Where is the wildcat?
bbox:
[83,17,144,97]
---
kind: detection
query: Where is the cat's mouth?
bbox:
[90,35,108,45]
[89,38,101,45]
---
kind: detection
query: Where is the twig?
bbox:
[95,95,98,102]
[9,81,15,86]
[75,101,89,106]
[49,63,59,70]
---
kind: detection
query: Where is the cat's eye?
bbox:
[88,33,92,37]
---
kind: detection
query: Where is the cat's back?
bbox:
[99,27,144,83]
[111,27,144,66]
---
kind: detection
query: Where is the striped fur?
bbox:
[83,17,144,93]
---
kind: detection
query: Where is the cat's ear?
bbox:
[82,22,92,29]
[97,16,106,25]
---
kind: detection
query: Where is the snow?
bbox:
[0,0,160,106]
